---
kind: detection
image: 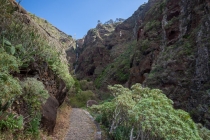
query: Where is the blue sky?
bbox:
[17,0,148,39]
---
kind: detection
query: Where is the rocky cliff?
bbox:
[69,7,147,92]
[130,0,210,128]
[29,13,75,51]
[1,0,75,135]
[20,12,75,134]
[68,0,210,128]
[9,0,76,63]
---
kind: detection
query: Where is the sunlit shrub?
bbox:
[92,84,202,140]
[21,78,49,111]
[20,78,49,136]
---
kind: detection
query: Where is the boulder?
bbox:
[87,100,98,107]
[41,96,59,135]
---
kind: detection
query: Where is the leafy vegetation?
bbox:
[0,52,22,109]
[165,17,180,29]
[92,84,203,139]
[0,0,74,138]
[94,41,135,89]
[21,78,49,111]
[0,113,23,131]
[140,39,150,52]
[145,0,166,18]
[67,79,97,108]
[144,20,160,32]
[1,1,209,140]
[20,78,49,136]
[69,90,96,108]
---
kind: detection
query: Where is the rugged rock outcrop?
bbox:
[66,38,84,72]
[8,0,75,134]
[8,0,27,14]
[14,60,69,134]
[29,13,75,51]
[67,7,148,90]
[27,14,75,64]
[72,22,126,89]
[130,0,210,128]
[68,0,210,129]
[9,0,75,64]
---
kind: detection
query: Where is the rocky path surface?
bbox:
[65,108,101,140]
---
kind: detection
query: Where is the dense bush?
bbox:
[0,39,25,112]
[67,78,97,107]
[92,84,203,139]
[20,78,49,111]
[79,80,95,91]
[0,113,23,131]
[0,51,22,111]
[0,77,49,138]
[69,90,96,108]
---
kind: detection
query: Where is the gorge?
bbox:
[1,0,210,139]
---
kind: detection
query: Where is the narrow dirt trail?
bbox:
[65,108,100,140]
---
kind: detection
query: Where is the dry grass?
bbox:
[41,102,71,140]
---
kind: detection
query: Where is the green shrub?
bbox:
[95,114,103,123]
[0,113,23,131]
[92,84,202,140]
[0,74,22,109]
[68,78,97,108]
[112,126,131,140]
[0,51,22,110]
[79,80,95,90]
[69,90,96,108]
[97,91,114,101]
[20,78,49,136]
[21,78,49,111]
[26,114,41,136]
[43,46,74,88]
[0,51,21,73]
[140,39,150,51]
[165,16,180,29]
[144,20,160,32]
[115,69,129,82]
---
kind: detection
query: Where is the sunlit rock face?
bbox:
[68,4,149,91]
[7,0,75,134]
[68,0,210,128]
[130,0,210,128]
